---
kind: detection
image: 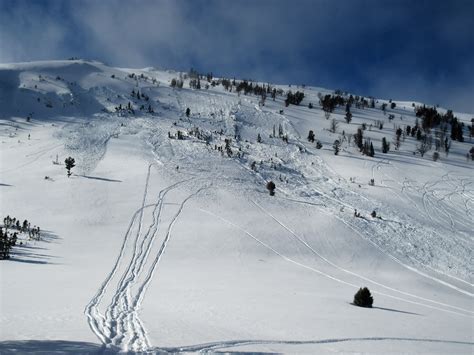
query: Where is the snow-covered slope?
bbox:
[0,60,472,354]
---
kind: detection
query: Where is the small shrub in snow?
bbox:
[433,152,440,161]
[353,287,373,308]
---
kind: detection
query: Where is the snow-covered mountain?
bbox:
[1,60,472,354]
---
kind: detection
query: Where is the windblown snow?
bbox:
[0,60,472,354]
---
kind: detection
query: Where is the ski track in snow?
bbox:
[160,336,473,353]
[84,161,208,352]
[104,177,192,349]
[4,62,470,352]
[251,200,473,314]
[198,208,472,318]
[0,142,64,174]
[85,164,155,346]
[231,142,472,295]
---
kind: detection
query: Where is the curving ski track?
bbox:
[199,208,472,318]
[85,162,207,352]
[251,200,473,314]
[159,336,474,353]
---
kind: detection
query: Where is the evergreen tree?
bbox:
[345,111,352,124]
[353,287,373,307]
[266,181,276,196]
[354,128,363,151]
[65,157,75,177]
[382,137,390,153]
[333,139,341,155]
[416,129,422,141]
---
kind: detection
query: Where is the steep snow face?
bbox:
[0,60,472,354]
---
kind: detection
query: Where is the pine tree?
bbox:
[333,139,341,155]
[266,181,276,196]
[354,128,363,151]
[382,137,390,153]
[345,111,352,124]
[353,287,373,307]
[65,157,75,177]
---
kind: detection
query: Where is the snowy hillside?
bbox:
[0,60,472,354]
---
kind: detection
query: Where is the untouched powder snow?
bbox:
[0,60,472,354]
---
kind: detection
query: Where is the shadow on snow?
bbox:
[5,230,60,265]
[0,337,472,354]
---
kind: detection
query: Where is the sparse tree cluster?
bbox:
[131,89,149,101]
[170,78,184,88]
[285,91,305,106]
[1,216,42,259]
[114,102,135,115]
[415,107,464,143]
[320,94,344,114]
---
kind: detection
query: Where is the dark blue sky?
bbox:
[1,0,473,112]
